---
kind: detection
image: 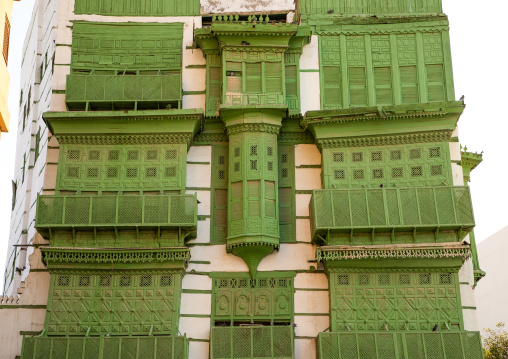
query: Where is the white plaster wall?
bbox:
[475,226,508,335]
[294,290,329,314]
[182,274,213,291]
[294,315,329,337]
[180,293,212,315]
[189,342,210,359]
[295,168,321,190]
[300,72,321,115]
[179,317,211,340]
[295,144,321,166]
[0,308,46,359]
[300,35,320,70]
[295,338,317,359]
[186,165,212,189]
[295,194,312,217]
[200,0,294,14]
[294,273,328,289]
[258,243,317,271]
[189,218,211,244]
[185,190,211,216]
[296,219,311,243]
[451,163,464,186]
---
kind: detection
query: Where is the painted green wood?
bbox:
[327,270,462,332]
[21,335,189,359]
[278,145,296,243]
[321,143,453,189]
[68,22,183,109]
[299,0,443,16]
[210,326,294,359]
[284,53,300,116]
[319,29,451,110]
[43,272,183,336]
[316,331,483,359]
[211,145,229,244]
[74,0,199,16]
[56,144,187,192]
[36,194,197,232]
[211,273,295,324]
[309,186,474,243]
[206,54,222,117]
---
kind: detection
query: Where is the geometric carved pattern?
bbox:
[212,275,293,323]
[45,273,180,336]
[329,272,462,332]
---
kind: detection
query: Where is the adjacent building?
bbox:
[1,0,486,358]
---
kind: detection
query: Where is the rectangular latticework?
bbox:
[210,326,294,359]
[317,332,483,359]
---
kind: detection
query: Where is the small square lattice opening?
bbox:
[146,150,158,160]
[140,275,152,287]
[337,274,350,285]
[358,274,371,285]
[281,153,288,163]
[411,166,423,177]
[352,152,363,162]
[87,167,99,178]
[219,279,228,288]
[250,160,257,170]
[126,168,138,178]
[78,276,91,287]
[100,275,112,287]
[373,168,384,179]
[67,149,81,160]
[165,149,177,160]
[66,167,79,178]
[165,167,177,177]
[234,148,240,157]
[409,148,421,159]
[127,150,139,161]
[390,150,401,160]
[160,275,172,287]
[392,167,403,178]
[277,279,288,287]
[234,162,240,172]
[218,169,225,179]
[431,165,443,176]
[334,170,345,180]
[333,152,344,162]
[119,275,132,287]
[353,169,364,179]
[258,279,268,287]
[378,274,390,286]
[398,274,411,285]
[239,279,248,288]
[145,167,158,178]
[218,155,225,165]
[267,162,273,171]
[281,168,288,178]
[250,145,257,156]
[108,150,120,161]
[267,147,273,156]
[57,275,70,287]
[439,273,452,285]
[88,150,100,161]
[371,151,382,162]
[429,147,441,158]
[419,273,431,285]
[107,167,119,178]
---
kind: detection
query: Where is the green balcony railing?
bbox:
[36,194,197,231]
[65,74,181,110]
[211,326,294,359]
[21,335,188,359]
[317,331,483,359]
[310,186,475,240]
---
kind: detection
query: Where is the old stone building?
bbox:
[1,0,484,358]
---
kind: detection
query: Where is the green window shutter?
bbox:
[265,62,283,93]
[400,66,419,104]
[285,65,298,97]
[211,145,228,244]
[209,67,221,98]
[349,67,367,107]
[278,145,295,243]
[426,64,445,102]
[225,61,242,93]
[245,63,262,93]
[374,67,393,105]
[323,66,342,109]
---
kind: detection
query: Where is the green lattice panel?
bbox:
[316,331,483,359]
[329,271,462,332]
[74,0,199,16]
[278,145,296,243]
[21,336,189,359]
[212,274,294,322]
[45,273,181,336]
[299,0,442,15]
[57,144,185,192]
[310,186,474,242]
[322,143,452,189]
[210,326,294,359]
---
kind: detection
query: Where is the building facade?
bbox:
[1,0,485,358]
[0,0,19,138]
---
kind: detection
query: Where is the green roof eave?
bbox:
[43,109,202,144]
[302,101,464,146]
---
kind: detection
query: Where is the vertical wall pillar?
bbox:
[223,110,284,277]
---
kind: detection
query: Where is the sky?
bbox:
[0,0,507,280]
